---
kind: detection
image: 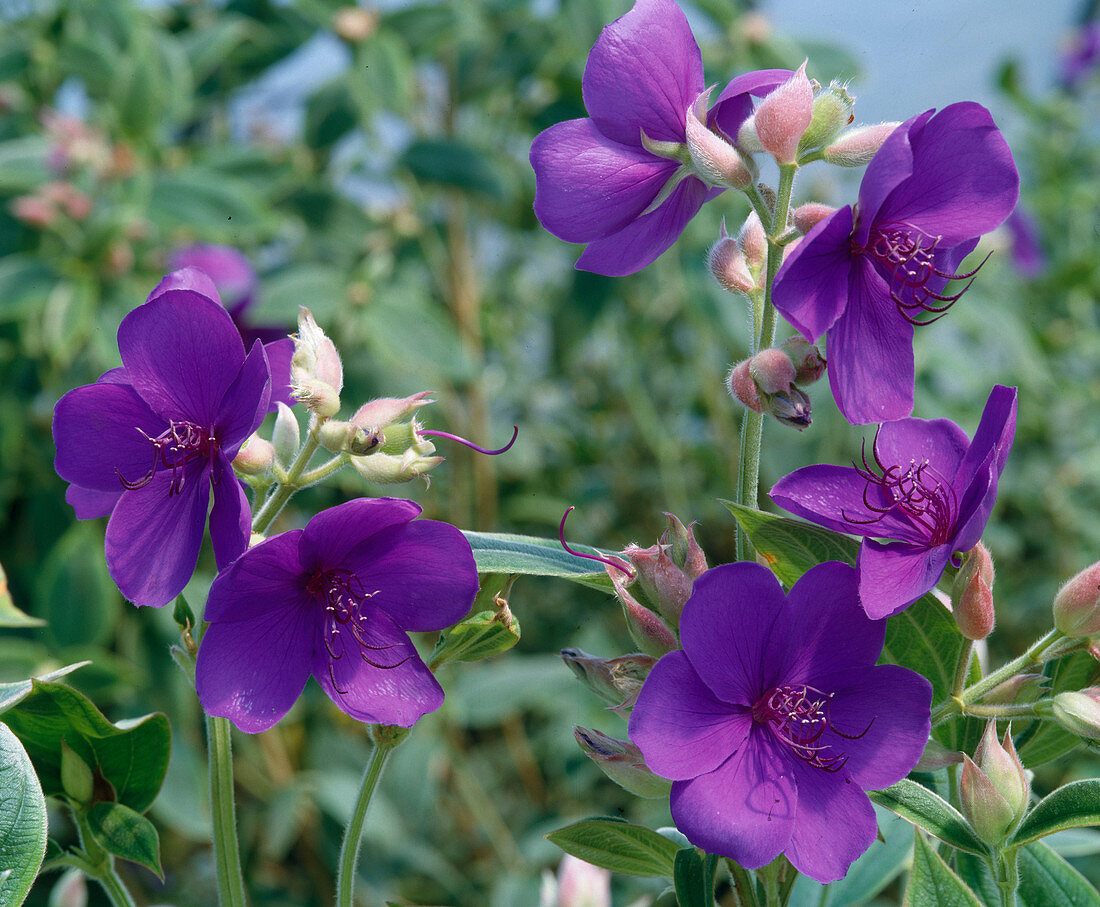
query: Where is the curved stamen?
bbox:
[420,425,518,456]
[558,506,634,579]
[753,683,874,773]
[115,421,219,496]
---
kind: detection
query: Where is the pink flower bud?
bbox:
[11,195,56,227]
[823,122,900,167]
[707,227,755,295]
[574,727,672,799]
[728,360,762,412]
[232,435,275,475]
[624,541,693,626]
[754,61,814,164]
[780,336,826,385]
[1053,561,1100,637]
[738,210,767,268]
[1052,687,1100,741]
[350,391,435,431]
[952,543,996,640]
[660,512,708,580]
[545,852,612,907]
[333,6,378,42]
[749,348,797,394]
[960,722,1029,845]
[610,570,678,656]
[792,202,837,235]
[292,307,343,392]
[685,90,753,188]
[559,648,656,710]
[982,673,1044,706]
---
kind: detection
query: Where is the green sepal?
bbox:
[430,576,520,666]
[545,817,681,878]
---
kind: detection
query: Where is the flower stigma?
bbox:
[751,683,873,773]
[116,420,219,496]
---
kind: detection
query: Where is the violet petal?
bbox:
[856,539,953,619]
[203,531,306,623]
[298,498,422,572]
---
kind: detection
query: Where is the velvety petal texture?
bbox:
[773,103,1018,425]
[196,498,479,733]
[771,386,1017,618]
[52,271,273,606]
[629,561,931,883]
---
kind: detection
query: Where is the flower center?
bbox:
[116,420,219,496]
[752,683,870,773]
[844,433,958,546]
[306,569,408,693]
[858,221,988,325]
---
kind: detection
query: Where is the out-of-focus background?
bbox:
[0,0,1097,903]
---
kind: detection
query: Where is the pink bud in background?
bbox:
[351,391,435,431]
[541,852,612,907]
[707,223,755,295]
[738,210,767,268]
[780,336,826,385]
[1053,561,1100,637]
[792,202,837,235]
[610,570,678,656]
[11,195,55,228]
[749,347,797,394]
[754,61,814,164]
[823,122,900,167]
[728,359,762,412]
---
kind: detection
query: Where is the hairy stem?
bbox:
[951,639,975,700]
[73,813,136,907]
[251,414,323,534]
[207,714,248,907]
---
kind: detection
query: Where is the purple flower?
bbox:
[771,385,1017,619]
[53,280,272,606]
[195,498,478,732]
[772,104,1019,424]
[530,0,789,276]
[629,561,931,883]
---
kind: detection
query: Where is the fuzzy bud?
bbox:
[624,541,693,626]
[333,6,378,42]
[728,360,762,412]
[350,446,442,485]
[982,673,1045,706]
[797,81,856,156]
[291,307,343,417]
[792,203,838,235]
[661,512,707,580]
[559,649,656,711]
[823,122,900,167]
[1053,561,1100,637]
[738,210,767,268]
[685,90,753,189]
[542,853,612,907]
[1051,688,1100,741]
[736,114,764,154]
[317,419,382,456]
[754,61,814,164]
[574,727,672,799]
[610,570,678,656]
[960,722,1029,845]
[780,336,826,385]
[708,223,755,295]
[742,348,813,430]
[749,348,797,394]
[952,543,996,640]
[350,391,435,431]
[231,435,275,476]
[271,402,300,470]
[766,386,813,430]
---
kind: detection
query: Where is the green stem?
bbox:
[73,814,136,907]
[950,639,975,700]
[297,453,350,488]
[726,858,760,907]
[991,848,1020,907]
[206,714,248,907]
[959,702,1042,719]
[335,726,409,907]
[252,415,323,534]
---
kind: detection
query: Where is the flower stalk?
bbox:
[252,414,324,534]
[70,813,137,907]
[206,713,248,907]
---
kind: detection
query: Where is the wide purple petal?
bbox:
[575,176,709,276]
[104,466,210,606]
[119,290,245,426]
[196,601,313,734]
[628,650,751,780]
[204,531,306,623]
[298,498,421,573]
[147,267,222,305]
[262,338,295,410]
[670,729,796,868]
[770,465,927,544]
[875,417,971,480]
[582,0,703,146]
[875,103,1019,246]
[784,757,878,884]
[709,69,792,141]
[954,385,1017,489]
[772,206,855,341]
[208,459,251,572]
[531,119,677,243]
[312,609,443,727]
[779,563,885,682]
[170,245,256,308]
[341,520,478,632]
[53,382,165,492]
[66,486,122,519]
[812,664,932,792]
[826,260,915,425]
[213,340,270,451]
[679,563,789,706]
[856,539,952,619]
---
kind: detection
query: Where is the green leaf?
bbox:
[398,139,505,199]
[0,561,43,628]
[0,723,47,907]
[870,779,988,856]
[673,846,709,907]
[258,264,346,325]
[431,577,521,665]
[1013,780,1100,846]
[304,81,357,151]
[86,802,163,878]
[0,663,89,715]
[904,830,984,906]
[1017,839,1100,906]
[462,531,613,591]
[546,818,680,878]
[149,168,274,239]
[35,525,120,647]
[0,137,50,193]
[0,255,58,323]
[2,680,170,813]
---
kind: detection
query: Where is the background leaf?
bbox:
[1013,779,1100,846]
[545,818,680,878]
[903,830,983,906]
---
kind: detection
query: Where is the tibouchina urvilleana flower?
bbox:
[771,385,1017,619]
[629,561,931,883]
[197,498,479,732]
[772,103,1018,424]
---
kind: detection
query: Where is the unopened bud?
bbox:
[317,420,382,455]
[797,81,856,156]
[293,379,341,418]
[574,727,672,799]
[48,868,87,907]
[232,435,275,476]
[685,90,753,189]
[611,570,677,656]
[60,739,94,807]
[333,6,378,42]
[12,194,56,227]
[754,61,814,164]
[749,348,797,394]
[766,386,813,430]
[952,543,996,640]
[708,226,755,295]
[823,122,900,167]
[914,737,963,772]
[350,391,435,431]
[780,336,826,385]
[624,541,693,626]
[1051,688,1100,741]
[271,402,300,469]
[738,210,767,268]
[350,446,442,485]
[291,307,343,416]
[792,203,837,235]
[559,649,656,710]
[1053,561,1100,637]
[544,852,613,907]
[736,114,764,154]
[982,673,1045,706]
[960,722,1029,845]
[728,359,762,412]
[660,513,707,580]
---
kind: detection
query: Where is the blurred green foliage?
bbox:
[0,0,1097,903]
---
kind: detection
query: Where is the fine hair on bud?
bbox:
[727,360,762,412]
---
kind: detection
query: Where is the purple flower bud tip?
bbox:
[628,561,931,883]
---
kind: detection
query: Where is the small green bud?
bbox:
[959,722,1029,845]
[574,727,672,799]
[797,81,856,156]
[60,739,94,807]
[231,434,274,476]
[271,402,300,470]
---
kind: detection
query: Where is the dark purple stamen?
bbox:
[558,506,635,579]
[116,421,219,496]
[860,222,991,325]
[306,568,410,693]
[841,431,958,546]
[752,683,873,773]
[420,425,518,456]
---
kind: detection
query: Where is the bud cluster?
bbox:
[727,338,825,430]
